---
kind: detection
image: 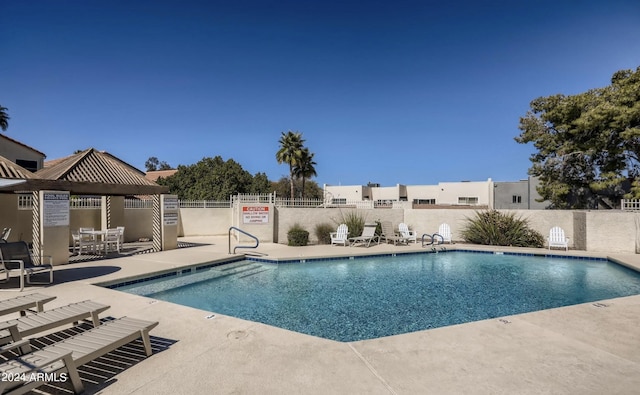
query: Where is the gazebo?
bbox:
[0,149,173,265]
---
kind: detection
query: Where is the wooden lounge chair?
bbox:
[398,223,417,244]
[0,300,110,346]
[0,316,159,394]
[380,221,408,245]
[330,224,349,246]
[0,293,56,317]
[0,241,53,291]
[349,223,379,247]
[547,226,569,250]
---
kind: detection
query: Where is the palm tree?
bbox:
[276,131,304,198]
[0,106,9,132]
[294,148,317,198]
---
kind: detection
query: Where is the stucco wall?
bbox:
[4,202,640,253]
[584,211,639,253]
[275,207,404,244]
[68,208,151,243]
[178,208,231,236]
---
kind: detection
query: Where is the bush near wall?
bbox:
[287,224,309,246]
[460,210,544,247]
[314,223,334,244]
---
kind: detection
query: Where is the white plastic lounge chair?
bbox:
[380,221,408,245]
[349,223,379,247]
[0,293,56,317]
[0,300,110,346]
[0,316,159,395]
[547,226,569,251]
[438,223,452,244]
[398,223,417,244]
[0,241,53,291]
[330,224,349,246]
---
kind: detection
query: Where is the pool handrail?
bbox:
[229,226,260,255]
[422,233,444,247]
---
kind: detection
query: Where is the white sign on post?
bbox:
[164,197,178,210]
[43,192,70,227]
[163,212,178,226]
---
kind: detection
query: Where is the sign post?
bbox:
[37,191,70,265]
[160,195,179,250]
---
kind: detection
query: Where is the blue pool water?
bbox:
[114,252,640,342]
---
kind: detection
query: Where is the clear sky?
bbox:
[2,0,640,187]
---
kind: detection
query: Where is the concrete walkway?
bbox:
[1,237,640,394]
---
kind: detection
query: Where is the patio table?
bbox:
[79,229,107,254]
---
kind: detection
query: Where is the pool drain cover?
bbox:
[227,330,249,340]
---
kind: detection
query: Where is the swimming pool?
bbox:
[112,251,640,342]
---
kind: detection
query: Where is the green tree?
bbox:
[293,148,317,198]
[0,106,9,131]
[272,177,323,199]
[516,66,640,208]
[145,156,172,171]
[157,156,267,200]
[276,131,304,199]
[249,172,272,194]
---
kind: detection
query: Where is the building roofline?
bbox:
[0,133,47,158]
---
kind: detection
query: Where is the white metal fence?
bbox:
[14,194,409,210]
[621,199,640,211]
[179,200,231,208]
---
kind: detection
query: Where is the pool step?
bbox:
[216,262,266,278]
[219,261,258,272]
[237,268,272,279]
[123,262,269,296]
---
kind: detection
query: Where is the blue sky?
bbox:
[2,0,640,187]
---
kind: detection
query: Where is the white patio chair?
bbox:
[547,226,569,250]
[330,224,349,246]
[398,223,417,244]
[438,223,452,244]
[103,229,121,254]
[116,226,125,248]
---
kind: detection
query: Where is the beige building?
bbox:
[0,134,46,172]
[324,179,494,208]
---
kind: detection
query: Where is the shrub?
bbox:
[315,223,334,245]
[335,210,365,239]
[287,223,309,246]
[461,210,544,247]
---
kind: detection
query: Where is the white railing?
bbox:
[275,198,324,208]
[233,193,275,204]
[621,199,640,211]
[179,200,231,208]
[14,195,437,211]
[124,199,153,209]
[70,197,101,209]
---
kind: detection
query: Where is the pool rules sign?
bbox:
[242,206,269,224]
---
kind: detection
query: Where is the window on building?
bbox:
[457,197,479,204]
[331,198,346,205]
[15,159,38,172]
[512,195,522,204]
[413,199,436,204]
[18,194,33,210]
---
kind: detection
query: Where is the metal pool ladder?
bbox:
[228,226,266,256]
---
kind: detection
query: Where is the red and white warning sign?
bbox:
[242,206,269,224]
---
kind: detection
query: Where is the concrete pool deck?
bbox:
[1,237,640,394]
